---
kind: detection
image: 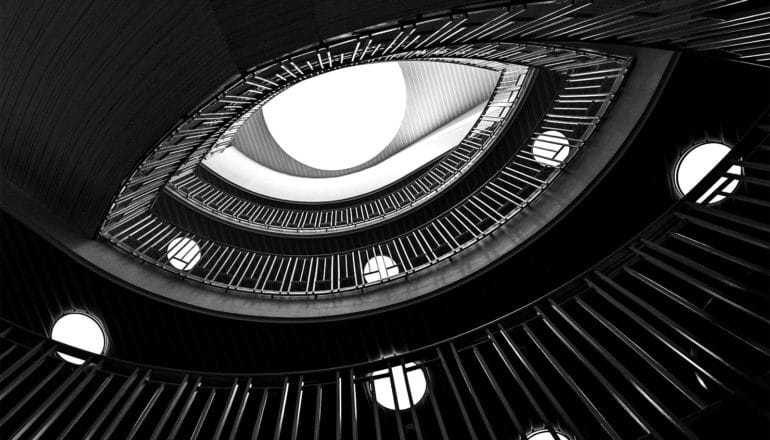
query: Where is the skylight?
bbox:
[167,237,202,271]
[363,255,400,283]
[675,142,741,204]
[532,130,570,167]
[263,62,407,171]
[51,312,107,365]
[372,362,427,410]
[206,103,485,202]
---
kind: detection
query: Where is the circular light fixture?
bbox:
[51,312,107,365]
[372,362,427,410]
[532,130,570,167]
[363,255,400,283]
[263,62,407,171]
[675,142,741,204]
[527,428,571,440]
[167,237,201,271]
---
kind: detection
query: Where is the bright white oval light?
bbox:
[372,362,427,410]
[51,313,106,365]
[263,62,407,170]
[167,237,201,271]
[676,142,741,204]
[532,130,570,167]
[527,429,571,440]
[363,255,400,283]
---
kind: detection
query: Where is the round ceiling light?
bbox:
[532,130,570,167]
[363,255,400,283]
[675,142,741,204]
[527,429,571,440]
[167,237,202,271]
[372,362,427,410]
[51,312,107,365]
[263,62,407,171]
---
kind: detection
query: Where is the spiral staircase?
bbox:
[1,1,769,438]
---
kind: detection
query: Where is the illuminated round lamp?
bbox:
[363,255,400,283]
[264,62,407,171]
[527,428,572,440]
[372,362,428,410]
[532,130,570,167]
[51,312,107,365]
[675,142,742,204]
[167,237,201,271]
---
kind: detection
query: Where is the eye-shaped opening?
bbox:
[202,60,517,203]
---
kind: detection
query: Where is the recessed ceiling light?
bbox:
[372,362,427,410]
[532,130,570,167]
[675,142,741,204]
[527,428,571,440]
[167,237,202,271]
[363,255,400,283]
[263,62,407,171]
[51,312,107,365]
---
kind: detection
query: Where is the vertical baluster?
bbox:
[313,385,323,440]
[497,325,585,440]
[127,383,165,440]
[149,374,190,440]
[57,373,113,440]
[30,368,97,439]
[190,388,216,440]
[449,343,497,439]
[228,379,252,440]
[386,364,407,440]
[250,388,269,440]
[273,378,290,440]
[214,380,240,440]
[102,369,152,439]
[472,346,524,436]
[436,346,478,440]
[168,376,202,440]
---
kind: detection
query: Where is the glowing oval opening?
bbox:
[372,362,427,410]
[363,255,400,283]
[263,62,407,170]
[532,130,570,167]
[51,312,106,365]
[167,237,201,271]
[675,142,741,204]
